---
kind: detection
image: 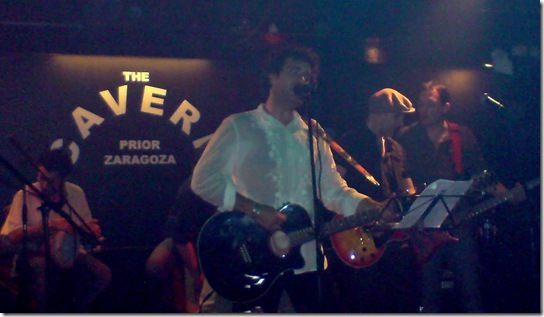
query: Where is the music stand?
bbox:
[395,179,474,230]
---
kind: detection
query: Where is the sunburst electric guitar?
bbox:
[330,174,539,268]
[329,217,409,269]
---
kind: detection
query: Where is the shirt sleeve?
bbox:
[191,116,238,211]
[0,190,23,234]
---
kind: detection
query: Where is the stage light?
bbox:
[262,23,283,45]
[363,37,386,64]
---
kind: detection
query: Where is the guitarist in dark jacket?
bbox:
[397,80,526,313]
[332,88,420,312]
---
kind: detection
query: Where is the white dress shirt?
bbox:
[191,104,370,274]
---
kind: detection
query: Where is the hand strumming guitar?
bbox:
[251,202,287,231]
[234,193,287,232]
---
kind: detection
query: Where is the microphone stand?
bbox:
[16,189,32,312]
[482,98,538,282]
[39,201,53,311]
[414,194,456,230]
[313,121,380,187]
[300,90,326,313]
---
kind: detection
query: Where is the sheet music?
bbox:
[394,179,473,229]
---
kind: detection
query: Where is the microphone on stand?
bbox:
[8,135,38,166]
[480,93,506,109]
[311,119,380,187]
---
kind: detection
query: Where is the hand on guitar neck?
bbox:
[380,194,404,223]
[356,195,402,227]
[472,170,528,205]
[486,182,527,205]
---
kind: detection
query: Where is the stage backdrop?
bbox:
[0,53,262,248]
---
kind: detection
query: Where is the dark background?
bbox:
[0,0,540,313]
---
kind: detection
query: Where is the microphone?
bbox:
[8,135,36,165]
[293,84,315,101]
[480,93,506,109]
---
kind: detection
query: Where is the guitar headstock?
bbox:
[471,170,500,194]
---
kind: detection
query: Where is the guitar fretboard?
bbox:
[460,194,510,221]
[460,178,539,222]
[286,212,369,248]
[320,213,368,236]
[287,227,315,248]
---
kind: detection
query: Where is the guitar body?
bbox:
[197,203,311,303]
[330,214,409,268]
[409,229,460,264]
[408,177,539,265]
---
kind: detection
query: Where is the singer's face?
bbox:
[270,58,313,107]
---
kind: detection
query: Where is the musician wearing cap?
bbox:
[331,88,419,312]
[0,149,111,312]
[336,88,416,203]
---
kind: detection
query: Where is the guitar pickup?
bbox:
[239,243,252,264]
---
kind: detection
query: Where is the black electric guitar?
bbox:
[197,203,378,303]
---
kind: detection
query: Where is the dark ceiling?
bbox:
[0,1,540,66]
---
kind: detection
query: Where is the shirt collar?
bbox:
[256,104,307,132]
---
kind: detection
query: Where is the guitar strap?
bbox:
[381,137,398,197]
[448,122,463,175]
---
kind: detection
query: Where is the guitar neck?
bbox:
[286,227,315,248]
[460,194,510,222]
[460,178,539,222]
[320,213,367,236]
[286,213,367,248]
